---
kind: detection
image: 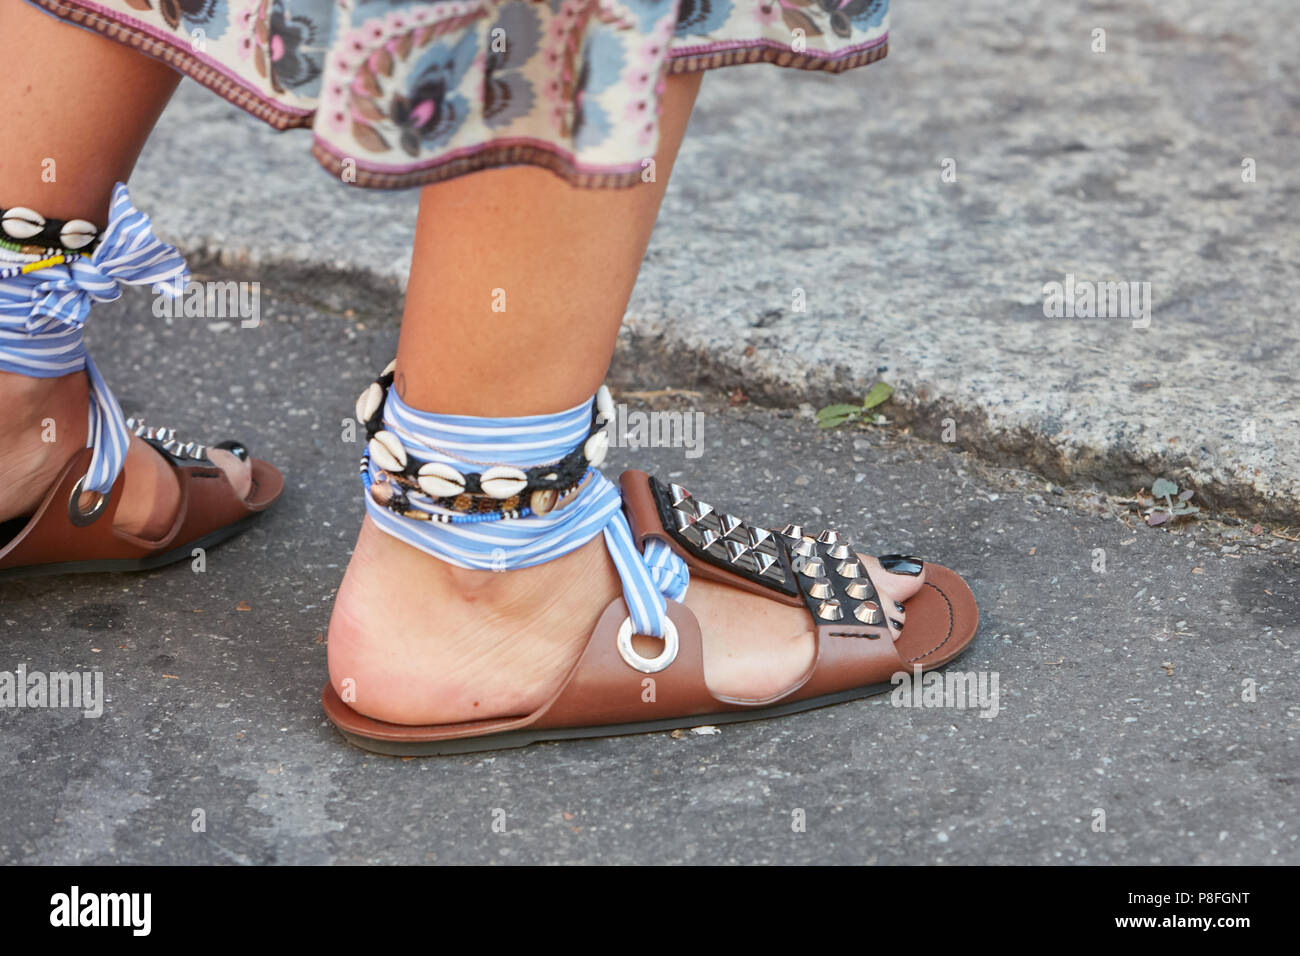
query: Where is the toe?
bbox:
[207,442,254,500]
[859,554,927,632]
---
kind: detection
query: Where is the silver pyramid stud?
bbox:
[718,513,745,539]
[162,439,181,455]
[845,578,875,599]
[747,527,773,549]
[752,552,779,576]
[724,539,748,563]
[816,599,844,621]
[826,542,852,560]
[672,509,693,532]
[669,483,692,506]
[693,501,715,522]
[836,560,863,579]
[696,528,718,550]
[798,557,825,578]
[854,600,883,624]
[807,577,833,599]
[791,537,817,557]
[778,523,803,540]
[817,529,841,545]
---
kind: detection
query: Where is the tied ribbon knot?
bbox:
[19,183,189,329]
[0,182,189,494]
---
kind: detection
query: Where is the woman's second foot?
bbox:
[0,369,252,539]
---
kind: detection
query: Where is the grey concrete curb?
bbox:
[129,0,1299,522]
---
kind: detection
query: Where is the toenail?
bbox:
[214,440,250,461]
[879,554,924,576]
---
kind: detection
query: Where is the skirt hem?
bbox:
[28,0,888,190]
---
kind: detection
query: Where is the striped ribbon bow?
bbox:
[0,183,189,494]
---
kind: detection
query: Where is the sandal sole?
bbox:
[0,512,262,581]
[327,651,970,757]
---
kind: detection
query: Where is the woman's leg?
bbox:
[0,0,248,536]
[329,72,929,725]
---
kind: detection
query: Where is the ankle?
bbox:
[327,521,621,724]
[0,369,88,430]
[0,371,90,521]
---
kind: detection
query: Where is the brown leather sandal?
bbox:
[0,424,282,579]
[322,470,978,756]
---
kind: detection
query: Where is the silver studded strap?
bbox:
[647,476,893,635]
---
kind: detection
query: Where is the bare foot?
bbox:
[327,514,926,726]
[0,370,252,539]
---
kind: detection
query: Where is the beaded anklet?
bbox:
[356,360,616,525]
[0,251,81,281]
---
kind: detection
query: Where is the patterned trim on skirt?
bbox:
[25,0,889,189]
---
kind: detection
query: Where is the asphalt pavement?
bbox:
[1,277,1295,864]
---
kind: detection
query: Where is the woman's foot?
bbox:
[0,369,252,538]
[327,515,927,726]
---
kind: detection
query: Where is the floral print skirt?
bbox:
[27,0,889,189]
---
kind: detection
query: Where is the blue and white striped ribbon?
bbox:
[0,183,189,493]
[365,391,690,638]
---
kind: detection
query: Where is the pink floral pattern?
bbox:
[27,0,888,188]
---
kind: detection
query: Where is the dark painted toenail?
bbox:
[879,554,923,576]
[214,440,249,461]
[888,618,903,629]
[894,601,906,614]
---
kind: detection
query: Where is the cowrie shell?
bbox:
[368,430,407,471]
[1,207,45,240]
[370,480,393,507]
[584,430,609,467]
[595,385,615,424]
[480,466,528,499]
[382,358,398,377]
[355,382,383,423]
[417,461,466,498]
[353,382,382,424]
[530,488,558,515]
[59,219,98,250]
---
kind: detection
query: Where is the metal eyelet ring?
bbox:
[67,474,109,526]
[615,615,679,674]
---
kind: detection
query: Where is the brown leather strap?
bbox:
[0,449,152,569]
[0,445,280,571]
[530,471,911,724]
[532,598,718,729]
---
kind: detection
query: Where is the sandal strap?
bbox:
[623,471,897,642]
[0,183,188,494]
[0,445,280,573]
